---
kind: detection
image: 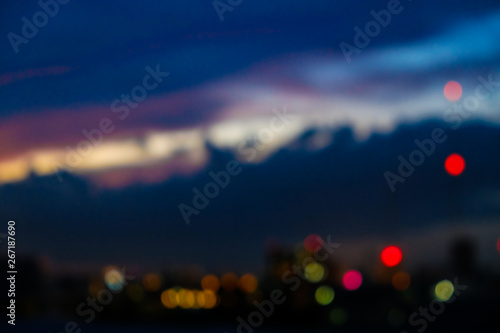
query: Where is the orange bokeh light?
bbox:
[445,153,465,176]
[444,81,462,101]
[143,273,162,292]
[220,273,239,292]
[239,273,258,293]
[392,271,411,291]
[201,274,220,292]
[381,246,403,267]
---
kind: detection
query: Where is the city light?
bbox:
[201,274,220,292]
[305,262,326,283]
[381,246,403,267]
[435,280,454,301]
[238,273,258,293]
[445,153,465,176]
[304,234,323,253]
[315,285,335,305]
[392,271,411,291]
[342,270,362,291]
[103,266,125,291]
[220,273,239,292]
[143,273,162,292]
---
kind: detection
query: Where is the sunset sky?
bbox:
[1,0,499,187]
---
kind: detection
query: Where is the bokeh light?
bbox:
[177,289,191,309]
[342,270,362,291]
[220,272,239,292]
[435,280,455,301]
[88,280,105,296]
[238,273,258,293]
[330,307,348,325]
[304,234,323,253]
[445,153,465,176]
[201,274,220,292]
[497,238,500,253]
[392,271,411,291]
[203,290,218,309]
[193,290,205,309]
[161,289,178,309]
[161,288,218,310]
[305,262,326,283]
[315,285,335,305]
[381,246,403,267]
[103,266,125,291]
[143,273,162,292]
[444,81,462,101]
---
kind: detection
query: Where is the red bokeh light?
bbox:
[497,238,500,253]
[304,234,323,253]
[445,153,465,176]
[381,246,403,267]
[342,270,363,291]
[444,81,462,101]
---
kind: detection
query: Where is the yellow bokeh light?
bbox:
[315,285,335,305]
[305,262,325,283]
[177,289,192,309]
[203,290,218,309]
[220,273,238,292]
[143,273,162,292]
[161,289,177,309]
[194,290,205,308]
[185,290,196,308]
[103,266,125,291]
[435,280,454,301]
[239,273,258,293]
[201,274,220,292]
[392,271,411,291]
